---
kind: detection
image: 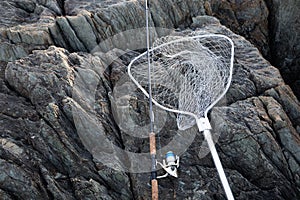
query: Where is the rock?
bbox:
[210,96,298,199]
[0,0,300,199]
[6,23,53,47]
[1,0,299,102]
[50,0,208,52]
[0,43,28,62]
[2,46,134,199]
[208,0,300,101]
[71,177,113,200]
[265,0,300,100]
[0,0,59,62]
[191,15,221,28]
[209,0,270,58]
[0,0,38,28]
[265,85,300,128]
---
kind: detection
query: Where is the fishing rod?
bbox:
[144,1,181,199]
[145,0,159,199]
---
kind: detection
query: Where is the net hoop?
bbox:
[128,34,235,124]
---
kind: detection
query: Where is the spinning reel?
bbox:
[156,151,179,179]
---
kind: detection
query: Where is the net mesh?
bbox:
[129,34,233,130]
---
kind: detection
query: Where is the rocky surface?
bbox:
[265,0,300,100]
[209,0,270,59]
[209,0,300,100]
[0,0,300,200]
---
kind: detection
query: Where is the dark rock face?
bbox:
[209,0,300,101]
[0,0,300,200]
[265,0,300,100]
[209,0,270,59]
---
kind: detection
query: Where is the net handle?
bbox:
[202,128,235,200]
[128,34,235,120]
